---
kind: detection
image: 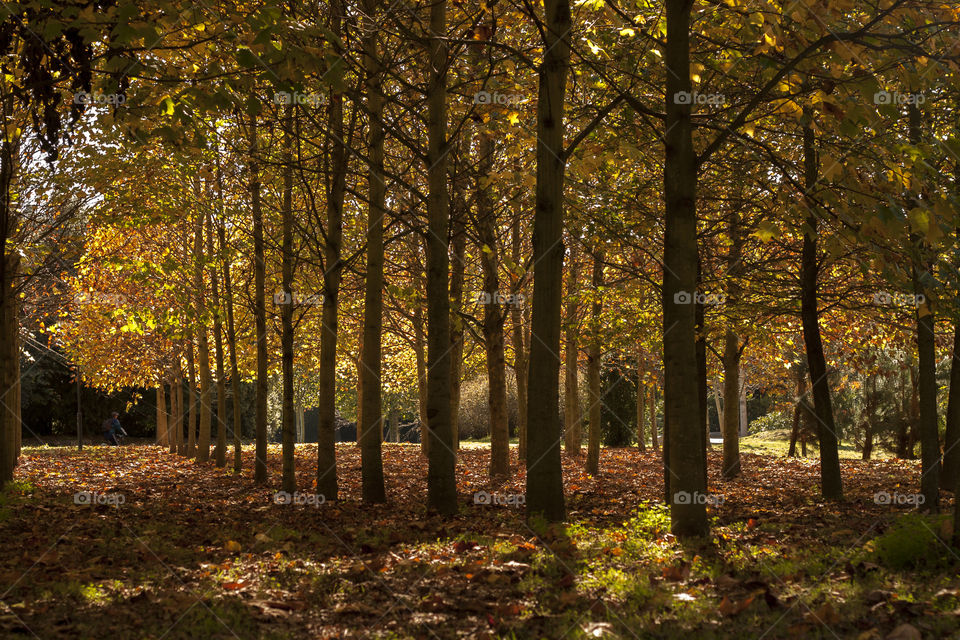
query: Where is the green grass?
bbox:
[737,429,890,459]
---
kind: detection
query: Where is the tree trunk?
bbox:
[525,0,571,523]
[663,0,707,536]
[800,123,843,500]
[359,0,387,503]
[943,321,960,490]
[449,189,466,453]
[280,105,297,495]
[563,238,581,456]
[186,336,197,458]
[156,385,168,446]
[585,251,603,475]
[317,0,346,499]
[194,203,212,463]
[636,354,646,452]
[511,217,528,462]
[650,385,659,452]
[251,116,269,485]
[477,131,509,478]
[424,0,457,514]
[863,373,875,461]
[0,254,19,484]
[413,300,429,455]
[219,197,243,473]
[909,101,939,510]
[210,164,227,468]
[721,329,741,479]
[176,369,185,455]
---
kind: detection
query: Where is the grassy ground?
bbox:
[0,443,955,639]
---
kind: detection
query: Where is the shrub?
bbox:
[873,513,952,570]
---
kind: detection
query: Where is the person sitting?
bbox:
[101,412,128,445]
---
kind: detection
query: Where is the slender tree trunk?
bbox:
[696,261,708,483]
[525,0,571,522]
[863,374,875,461]
[317,0,346,499]
[663,0,707,536]
[788,371,804,458]
[156,385,168,445]
[650,385,659,452]
[908,101,939,510]
[251,117,269,485]
[413,300,429,454]
[280,105,297,495]
[511,217,528,462]
[186,336,197,458]
[563,238,581,456]
[169,379,179,453]
[0,255,19,483]
[477,131,509,478]
[221,219,243,473]
[800,123,843,500]
[176,369,185,455]
[585,251,603,475]
[722,330,741,479]
[194,204,212,463]
[210,161,228,468]
[943,321,960,490]
[359,0,387,502]
[449,189,466,453]
[637,354,646,452]
[424,0,457,514]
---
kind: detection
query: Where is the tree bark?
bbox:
[251,116,269,485]
[563,238,581,456]
[863,373,875,461]
[424,0,457,514]
[186,335,197,458]
[449,187,467,453]
[636,353,646,452]
[156,385,168,446]
[524,0,571,523]
[663,0,707,536]
[194,204,212,463]
[943,321,960,490]
[359,0,387,503]
[908,101,939,510]
[221,218,243,473]
[511,217,528,461]
[280,105,297,495]
[800,123,843,500]
[477,131,509,479]
[650,385,659,452]
[585,250,603,475]
[317,0,346,499]
[210,164,227,468]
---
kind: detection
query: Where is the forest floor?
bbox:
[1,443,957,639]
